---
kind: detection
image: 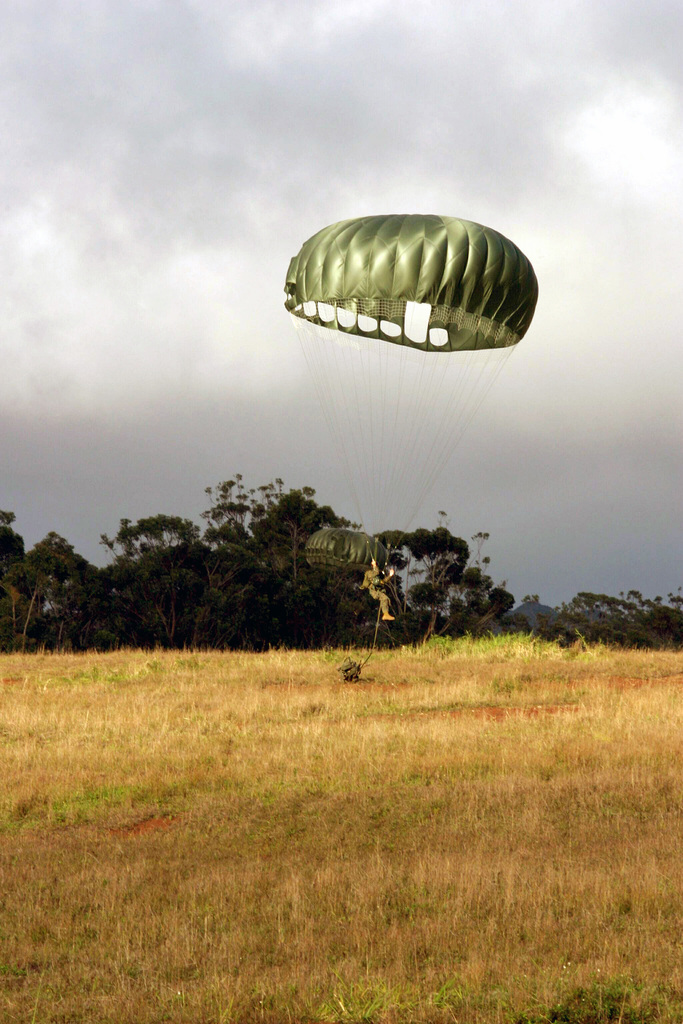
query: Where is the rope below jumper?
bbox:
[338,605,383,682]
[360,603,383,671]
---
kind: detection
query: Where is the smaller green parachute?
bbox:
[305,528,388,572]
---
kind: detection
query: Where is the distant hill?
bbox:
[506,600,558,629]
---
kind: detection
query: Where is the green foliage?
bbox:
[525,590,683,649]
[317,976,411,1022]
[101,514,206,647]
[514,979,667,1024]
[1,483,680,652]
[397,527,514,642]
[1,531,107,651]
[0,510,25,576]
[425,632,562,659]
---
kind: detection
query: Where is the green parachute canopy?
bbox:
[285,214,538,353]
[305,528,388,572]
[286,214,538,532]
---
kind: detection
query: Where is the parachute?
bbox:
[286,214,538,533]
[305,528,388,572]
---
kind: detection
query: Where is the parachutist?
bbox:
[361,559,395,620]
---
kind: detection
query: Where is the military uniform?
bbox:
[360,563,395,620]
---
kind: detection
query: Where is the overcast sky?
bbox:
[1,0,681,607]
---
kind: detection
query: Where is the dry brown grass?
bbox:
[1,639,682,1022]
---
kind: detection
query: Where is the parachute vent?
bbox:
[288,297,520,352]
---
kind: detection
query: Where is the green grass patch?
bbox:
[513,979,676,1024]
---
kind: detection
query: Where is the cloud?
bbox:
[0,0,681,604]
[563,75,682,204]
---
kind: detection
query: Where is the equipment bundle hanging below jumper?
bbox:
[337,601,385,683]
[337,657,362,683]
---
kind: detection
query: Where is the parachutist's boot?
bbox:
[382,613,395,621]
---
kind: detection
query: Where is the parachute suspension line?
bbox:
[293,316,516,535]
[367,335,392,530]
[421,347,505,523]
[379,342,420,527]
[377,341,423,529]
[403,343,489,526]
[402,345,516,526]
[353,329,380,532]
[293,317,368,530]
[294,317,397,534]
[368,337,446,530]
[339,332,375,532]
[365,339,473,531]
[382,343,455,528]
[359,603,383,673]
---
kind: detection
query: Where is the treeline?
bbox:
[1,477,681,651]
[513,591,683,649]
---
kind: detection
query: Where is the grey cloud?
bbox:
[1,388,679,607]
[0,0,681,606]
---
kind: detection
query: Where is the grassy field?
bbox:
[1,637,683,1023]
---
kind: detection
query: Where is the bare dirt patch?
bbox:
[108,816,177,838]
[368,703,580,722]
[607,673,683,689]
[459,703,580,719]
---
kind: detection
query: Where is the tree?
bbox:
[0,511,25,576]
[538,589,683,648]
[101,515,205,647]
[1,532,101,651]
[447,532,515,635]
[391,526,514,643]
[0,511,26,650]
[249,484,341,580]
[402,526,470,641]
[201,478,354,647]
[194,483,266,648]
[248,483,347,646]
